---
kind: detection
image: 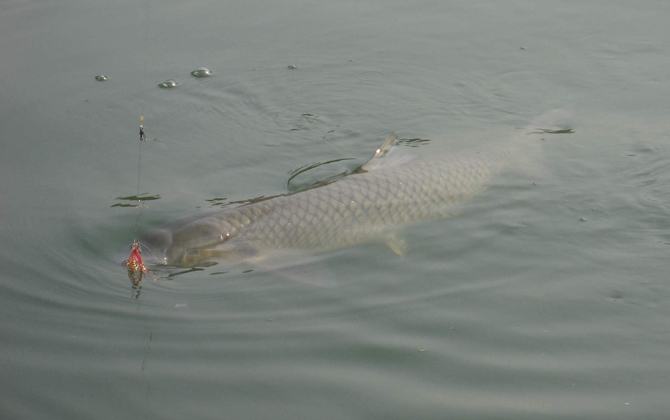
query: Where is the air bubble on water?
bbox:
[158,79,177,88]
[191,67,212,77]
[95,75,108,81]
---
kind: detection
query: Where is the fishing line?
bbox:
[125,0,153,281]
[128,1,156,412]
[132,129,145,236]
[133,0,152,235]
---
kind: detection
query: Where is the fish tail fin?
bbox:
[507,108,577,183]
[526,108,577,136]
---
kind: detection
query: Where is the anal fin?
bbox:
[386,234,407,257]
[250,250,339,288]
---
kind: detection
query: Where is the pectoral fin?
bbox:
[249,250,339,288]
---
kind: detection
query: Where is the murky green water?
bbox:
[2,1,670,419]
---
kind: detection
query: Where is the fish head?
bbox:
[137,216,250,268]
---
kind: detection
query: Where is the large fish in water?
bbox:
[133,110,572,273]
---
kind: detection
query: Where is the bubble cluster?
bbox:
[96,67,216,89]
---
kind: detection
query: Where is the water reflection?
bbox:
[286,158,355,192]
[401,137,431,147]
[112,193,161,208]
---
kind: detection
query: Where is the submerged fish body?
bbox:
[140,142,509,268]
[137,111,571,269]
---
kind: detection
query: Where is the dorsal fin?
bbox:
[360,134,415,172]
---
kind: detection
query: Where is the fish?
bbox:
[134,110,573,273]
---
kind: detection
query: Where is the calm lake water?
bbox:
[2,0,670,419]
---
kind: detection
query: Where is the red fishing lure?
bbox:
[125,240,148,284]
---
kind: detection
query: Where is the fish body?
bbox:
[136,110,572,268]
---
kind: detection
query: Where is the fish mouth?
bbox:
[129,228,171,266]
